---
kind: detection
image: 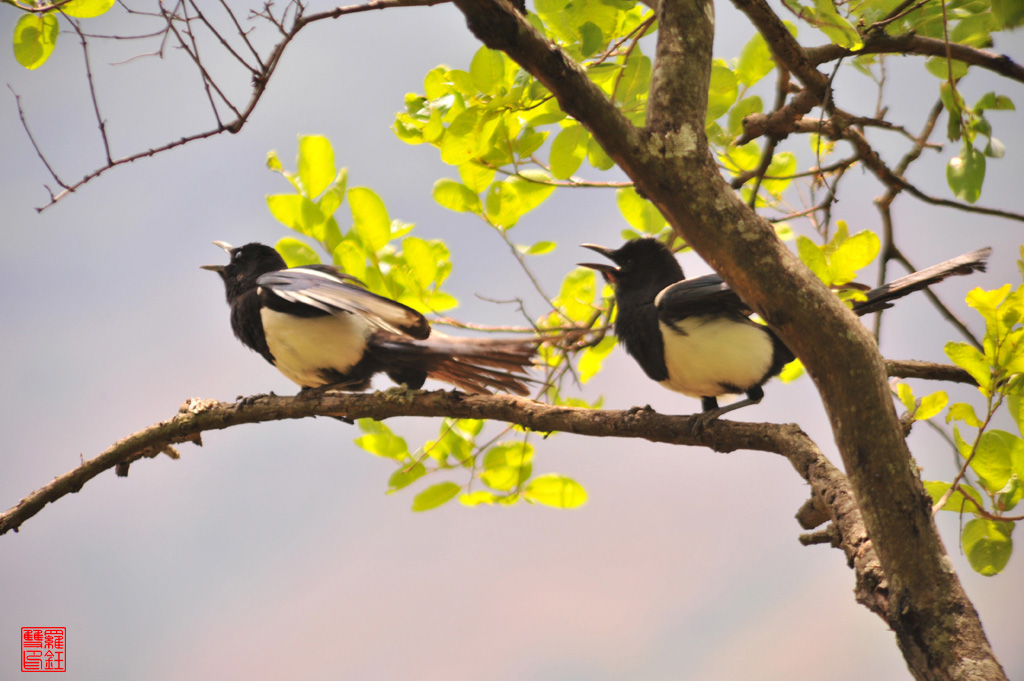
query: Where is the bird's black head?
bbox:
[579,238,684,298]
[201,241,287,301]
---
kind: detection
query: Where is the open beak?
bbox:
[578,243,619,281]
[200,241,234,272]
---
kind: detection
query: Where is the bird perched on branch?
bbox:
[203,241,537,395]
[580,238,990,419]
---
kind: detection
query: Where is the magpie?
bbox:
[580,238,991,418]
[203,242,537,395]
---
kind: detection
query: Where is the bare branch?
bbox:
[67,18,113,165]
[806,34,1024,85]
[885,359,976,385]
[29,0,451,211]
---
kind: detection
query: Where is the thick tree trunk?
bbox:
[452,0,1006,678]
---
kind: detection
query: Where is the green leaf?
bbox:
[578,335,616,383]
[481,442,534,491]
[402,236,437,288]
[719,141,761,174]
[992,0,1024,28]
[318,173,348,220]
[470,46,506,95]
[275,238,320,267]
[266,194,327,237]
[811,0,863,48]
[616,49,651,108]
[13,13,59,70]
[947,402,983,428]
[412,482,461,512]
[62,0,115,18]
[579,21,605,58]
[962,518,1014,576]
[945,341,991,390]
[728,96,763,137]
[983,137,1005,159]
[550,124,590,179]
[516,127,548,158]
[972,430,1022,493]
[916,390,949,420]
[706,61,739,123]
[432,179,481,214]
[616,186,666,233]
[997,475,1024,512]
[522,241,557,256]
[460,491,499,507]
[587,136,615,171]
[333,239,367,281]
[779,358,805,382]
[925,56,970,80]
[1010,395,1024,438]
[523,474,588,508]
[556,268,598,322]
[924,480,985,513]
[354,420,409,460]
[762,151,797,196]
[736,33,776,86]
[896,383,916,413]
[950,13,994,47]
[797,236,830,285]
[457,162,495,194]
[829,229,880,284]
[388,462,426,491]
[947,145,986,203]
[484,173,556,229]
[297,135,336,198]
[348,187,391,252]
[440,106,485,166]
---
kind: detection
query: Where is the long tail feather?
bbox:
[854,247,991,316]
[371,334,540,395]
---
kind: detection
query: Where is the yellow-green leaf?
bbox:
[523,474,588,508]
[297,135,336,198]
[266,194,326,237]
[470,46,505,95]
[412,482,461,512]
[549,124,589,179]
[432,179,481,214]
[275,238,320,267]
[962,518,1014,575]
[348,187,391,252]
[62,0,115,17]
[13,13,59,70]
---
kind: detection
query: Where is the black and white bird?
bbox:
[580,238,990,418]
[203,241,537,395]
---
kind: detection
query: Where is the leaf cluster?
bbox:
[355,418,586,512]
[266,135,457,315]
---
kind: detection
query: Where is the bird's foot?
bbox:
[237,392,274,408]
[688,408,724,436]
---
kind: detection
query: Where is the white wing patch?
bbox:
[658,315,774,397]
[261,308,372,388]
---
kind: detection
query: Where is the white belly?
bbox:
[657,316,774,397]
[261,309,371,387]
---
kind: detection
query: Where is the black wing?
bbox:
[654,274,752,324]
[257,266,431,340]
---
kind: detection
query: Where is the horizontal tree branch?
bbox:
[885,359,975,384]
[806,34,1024,85]
[1,387,890,618]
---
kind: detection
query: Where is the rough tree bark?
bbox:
[450,0,1005,679]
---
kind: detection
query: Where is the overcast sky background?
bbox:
[1,2,1022,680]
